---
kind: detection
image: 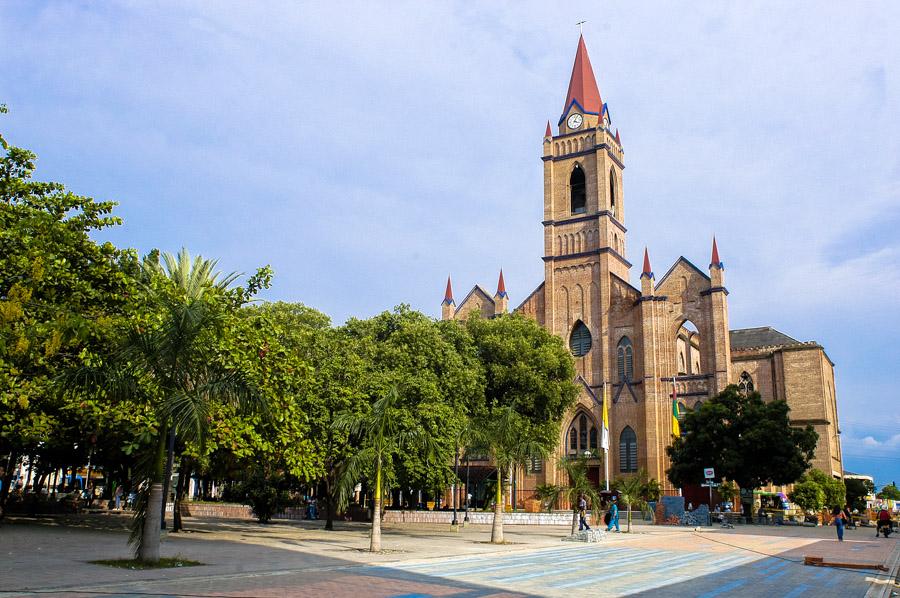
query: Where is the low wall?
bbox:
[383,510,579,526]
[177,503,307,520]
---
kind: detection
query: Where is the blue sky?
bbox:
[2,2,898,487]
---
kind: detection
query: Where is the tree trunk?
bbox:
[370,458,382,552]
[172,457,189,532]
[140,483,163,563]
[138,428,168,563]
[571,506,578,535]
[627,502,632,533]
[0,452,18,520]
[490,467,505,544]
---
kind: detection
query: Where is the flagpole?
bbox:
[603,382,610,492]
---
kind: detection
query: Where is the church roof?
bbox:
[560,35,603,123]
[729,327,801,350]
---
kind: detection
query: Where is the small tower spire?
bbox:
[640,247,655,297]
[709,237,725,288]
[545,120,552,138]
[494,269,509,315]
[441,275,455,320]
[443,275,454,304]
[710,236,722,269]
[641,247,653,278]
[496,269,507,298]
[615,128,621,145]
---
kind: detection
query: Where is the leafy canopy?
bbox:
[667,385,818,491]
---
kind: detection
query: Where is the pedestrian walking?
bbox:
[114,485,123,510]
[606,496,620,532]
[831,506,845,541]
[578,495,591,531]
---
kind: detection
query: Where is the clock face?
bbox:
[567,113,584,130]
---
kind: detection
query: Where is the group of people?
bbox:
[577,495,620,533]
[830,505,895,541]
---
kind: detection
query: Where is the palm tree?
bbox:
[558,455,602,534]
[68,249,263,562]
[332,386,434,552]
[470,406,549,544]
[613,472,647,533]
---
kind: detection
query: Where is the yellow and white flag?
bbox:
[601,383,610,450]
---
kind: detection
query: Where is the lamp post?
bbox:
[451,438,459,527]
[464,453,470,523]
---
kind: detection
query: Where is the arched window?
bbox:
[739,371,754,394]
[694,400,703,410]
[567,412,598,455]
[569,321,592,357]
[609,169,616,214]
[570,165,586,214]
[619,427,637,473]
[616,336,633,382]
[679,353,686,375]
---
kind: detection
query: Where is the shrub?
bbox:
[241,473,289,523]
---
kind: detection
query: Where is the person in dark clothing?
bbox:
[578,495,591,531]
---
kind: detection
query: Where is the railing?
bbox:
[664,374,713,398]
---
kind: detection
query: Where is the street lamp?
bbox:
[451,438,459,527]
[464,453,470,523]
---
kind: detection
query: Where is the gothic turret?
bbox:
[640,247,655,296]
[709,236,725,288]
[441,275,455,320]
[494,269,509,315]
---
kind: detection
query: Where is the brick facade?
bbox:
[442,36,843,503]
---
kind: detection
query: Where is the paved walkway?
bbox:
[0,515,897,597]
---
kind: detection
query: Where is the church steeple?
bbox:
[494,269,509,315]
[560,35,603,126]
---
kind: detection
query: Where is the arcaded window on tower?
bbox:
[616,336,633,382]
[739,371,754,394]
[570,165,586,214]
[569,321,592,356]
[619,426,638,472]
[609,168,616,216]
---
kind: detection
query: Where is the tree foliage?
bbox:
[667,385,818,492]
[790,480,825,513]
[845,478,875,512]
[877,483,900,501]
[799,469,845,509]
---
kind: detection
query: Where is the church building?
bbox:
[441,36,843,500]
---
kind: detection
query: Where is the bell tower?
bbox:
[541,35,628,387]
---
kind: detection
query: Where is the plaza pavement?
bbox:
[0,514,897,597]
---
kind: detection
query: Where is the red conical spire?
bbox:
[615,128,621,144]
[443,275,454,304]
[561,35,603,120]
[642,248,652,276]
[496,269,507,298]
[711,236,721,268]
[545,120,552,138]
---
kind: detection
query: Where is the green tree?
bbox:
[845,478,875,512]
[559,455,601,534]
[343,307,483,505]
[1,118,139,515]
[333,386,435,552]
[790,480,825,514]
[877,483,900,501]
[667,386,818,496]
[71,249,270,562]
[614,470,650,533]
[800,469,845,509]
[470,405,549,544]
